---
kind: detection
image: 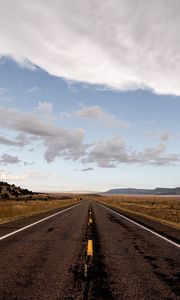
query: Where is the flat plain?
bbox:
[93,194,180,229]
[0,196,79,224]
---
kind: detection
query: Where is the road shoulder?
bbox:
[98,202,180,244]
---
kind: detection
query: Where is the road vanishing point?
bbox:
[0,200,179,299]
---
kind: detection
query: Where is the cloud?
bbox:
[84,136,128,168]
[28,86,41,93]
[65,80,79,93]
[0,154,21,165]
[35,101,53,119]
[145,130,172,142]
[129,143,167,164]
[0,170,42,181]
[1,106,178,167]
[77,105,128,127]
[0,107,86,163]
[60,105,129,128]
[0,170,27,180]
[0,87,11,102]
[84,136,179,167]
[160,130,172,142]
[44,128,85,162]
[0,1,180,95]
[0,107,53,136]
[77,106,107,119]
[0,133,29,147]
[150,155,179,166]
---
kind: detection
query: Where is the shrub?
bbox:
[2,193,10,199]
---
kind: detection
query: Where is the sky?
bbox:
[0,0,180,192]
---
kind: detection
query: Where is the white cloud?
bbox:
[35,101,53,119]
[84,137,179,167]
[0,170,42,181]
[60,105,129,128]
[28,86,41,93]
[145,130,172,142]
[65,80,79,93]
[0,170,28,181]
[84,136,128,167]
[44,128,85,162]
[1,107,178,167]
[160,130,172,142]
[0,133,29,147]
[0,107,86,163]
[0,154,21,165]
[0,0,180,95]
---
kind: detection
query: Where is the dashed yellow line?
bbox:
[87,239,93,256]
[84,263,88,278]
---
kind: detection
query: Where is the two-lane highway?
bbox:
[0,200,179,299]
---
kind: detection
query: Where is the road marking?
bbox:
[87,239,93,256]
[88,217,93,226]
[99,204,180,249]
[84,263,88,278]
[0,202,83,241]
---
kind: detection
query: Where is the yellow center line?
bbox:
[87,239,93,256]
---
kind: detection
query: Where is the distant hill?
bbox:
[105,187,180,195]
[0,181,35,199]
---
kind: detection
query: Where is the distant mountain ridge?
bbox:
[105,187,180,195]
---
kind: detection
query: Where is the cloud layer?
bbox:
[84,137,179,167]
[0,0,180,95]
[0,107,85,163]
[0,106,179,167]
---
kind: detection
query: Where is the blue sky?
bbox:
[0,1,180,192]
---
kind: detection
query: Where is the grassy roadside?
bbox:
[0,199,79,224]
[97,195,180,229]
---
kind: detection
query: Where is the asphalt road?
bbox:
[0,201,179,299]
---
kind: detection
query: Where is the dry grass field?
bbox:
[94,194,180,229]
[0,198,79,224]
[1,192,179,228]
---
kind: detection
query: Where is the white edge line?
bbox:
[0,202,83,241]
[99,203,180,249]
